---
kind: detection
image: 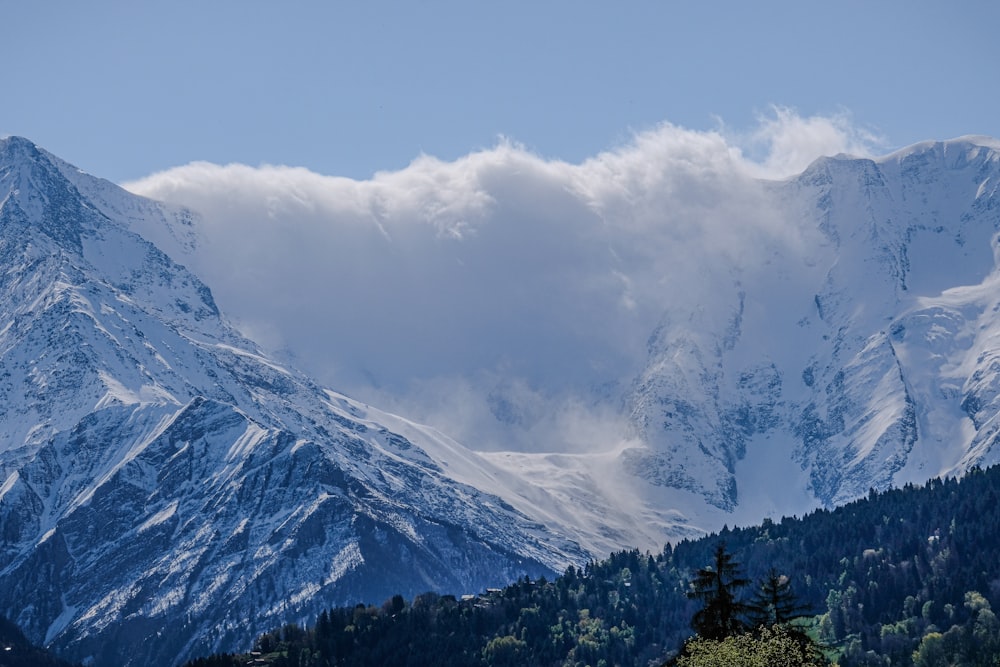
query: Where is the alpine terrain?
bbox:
[0,136,585,666]
[2,134,1000,665]
[125,133,1000,555]
[424,136,1000,548]
[621,136,1000,522]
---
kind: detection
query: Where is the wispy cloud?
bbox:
[124,109,880,453]
[726,105,885,178]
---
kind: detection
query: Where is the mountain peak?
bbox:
[0,136,100,253]
[0,137,223,333]
[0,139,582,666]
[0,135,42,161]
[0,136,76,184]
[879,135,1000,166]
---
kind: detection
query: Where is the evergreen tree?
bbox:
[180,466,1000,667]
[749,568,810,628]
[687,542,752,640]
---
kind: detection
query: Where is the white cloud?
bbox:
[729,105,885,178]
[123,109,877,453]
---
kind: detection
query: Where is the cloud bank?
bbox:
[124,109,880,452]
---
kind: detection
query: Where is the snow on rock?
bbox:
[625,136,1000,521]
[0,137,586,667]
[4,133,1000,666]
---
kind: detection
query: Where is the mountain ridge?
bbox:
[625,136,1000,513]
[180,464,1000,667]
[3,134,1000,664]
[119,134,1000,533]
[0,136,585,666]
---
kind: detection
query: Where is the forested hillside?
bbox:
[0,615,78,667]
[184,466,1000,666]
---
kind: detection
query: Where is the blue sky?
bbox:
[3,1,999,183]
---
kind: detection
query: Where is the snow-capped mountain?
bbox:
[308,135,1000,553]
[4,133,1000,665]
[312,136,1000,554]
[622,136,1000,521]
[0,136,586,666]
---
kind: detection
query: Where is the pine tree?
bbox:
[749,568,810,628]
[687,542,752,640]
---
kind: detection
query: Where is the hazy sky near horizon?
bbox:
[2,1,999,183]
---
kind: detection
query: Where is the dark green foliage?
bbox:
[680,546,826,664]
[183,465,1000,667]
[687,542,751,639]
[182,655,243,667]
[748,568,811,629]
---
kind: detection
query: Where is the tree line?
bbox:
[182,465,1000,666]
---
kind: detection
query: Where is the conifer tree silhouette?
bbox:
[687,542,751,640]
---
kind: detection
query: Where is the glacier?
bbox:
[127,133,1000,535]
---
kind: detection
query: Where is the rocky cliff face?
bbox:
[4,134,1000,665]
[625,138,1000,516]
[0,137,584,666]
[119,133,1000,553]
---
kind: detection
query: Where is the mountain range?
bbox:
[1,134,999,664]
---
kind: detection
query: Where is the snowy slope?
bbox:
[0,137,587,666]
[115,134,1000,548]
[464,137,1000,553]
[4,133,1000,665]
[378,136,1000,550]
[625,137,1000,522]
